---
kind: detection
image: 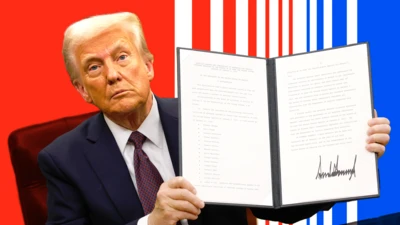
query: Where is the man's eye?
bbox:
[119,55,128,60]
[89,65,99,71]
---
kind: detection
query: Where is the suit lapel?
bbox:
[83,113,144,223]
[156,97,180,176]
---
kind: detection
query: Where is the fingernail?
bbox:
[366,137,371,143]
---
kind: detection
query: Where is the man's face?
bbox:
[73,26,154,116]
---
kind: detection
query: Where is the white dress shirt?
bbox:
[104,95,189,225]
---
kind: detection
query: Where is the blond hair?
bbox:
[62,12,154,82]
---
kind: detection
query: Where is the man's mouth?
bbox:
[112,89,129,98]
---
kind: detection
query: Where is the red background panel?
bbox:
[0,0,175,223]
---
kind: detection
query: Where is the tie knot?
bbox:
[128,131,147,149]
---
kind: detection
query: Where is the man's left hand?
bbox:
[366,109,391,158]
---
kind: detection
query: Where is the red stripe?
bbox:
[192,0,210,51]
[265,220,269,225]
[248,0,257,56]
[289,0,293,55]
[278,0,283,56]
[266,0,270,58]
[223,0,236,53]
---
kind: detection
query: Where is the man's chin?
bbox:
[106,101,143,115]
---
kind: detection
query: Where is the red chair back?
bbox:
[8,111,98,225]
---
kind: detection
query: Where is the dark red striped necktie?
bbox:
[128,131,164,215]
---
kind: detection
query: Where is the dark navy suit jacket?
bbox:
[38,97,334,225]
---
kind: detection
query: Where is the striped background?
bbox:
[0,0,398,224]
[173,0,399,225]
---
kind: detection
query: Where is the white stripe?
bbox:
[347,201,358,223]
[293,219,308,225]
[269,0,279,57]
[347,0,358,44]
[257,218,266,225]
[323,1,333,223]
[211,0,223,52]
[324,208,333,225]
[236,0,248,55]
[257,0,266,57]
[309,0,317,51]
[174,0,192,97]
[270,221,279,225]
[309,214,317,225]
[282,0,289,55]
[347,0,358,222]
[293,0,307,54]
[324,0,332,49]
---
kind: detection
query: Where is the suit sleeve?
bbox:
[38,149,91,225]
[250,202,335,224]
[38,150,141,225]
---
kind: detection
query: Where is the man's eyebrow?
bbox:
[81,55,101,68]
[109,40,131,54]
[81,41,131,67]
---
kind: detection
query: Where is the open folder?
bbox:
[177,43,379,209]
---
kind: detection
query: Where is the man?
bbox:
[38,12,391,225]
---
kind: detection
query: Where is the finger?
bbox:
[366,133,390,146]
[167,199,202,216]
[374,109,378,118]
[368,117,390,126]
[367,124,391,135]
[366,143,385,157]
[172,210,200,221]
[149,208,199,224]
[167,189,205,209]
[168,177,197,194]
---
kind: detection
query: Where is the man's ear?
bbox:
[145,60,154,81]
[73,79,93,103]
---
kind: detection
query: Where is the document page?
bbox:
[275,44,378,205]
[178,49,273,207]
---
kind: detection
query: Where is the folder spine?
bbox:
[267,59,282,208]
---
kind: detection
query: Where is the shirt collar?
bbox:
[103,94,164,152]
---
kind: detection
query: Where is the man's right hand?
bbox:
[148,177,205,225]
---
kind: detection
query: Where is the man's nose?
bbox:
[105,61,121,84]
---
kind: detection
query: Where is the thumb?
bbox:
[374,109,378,118]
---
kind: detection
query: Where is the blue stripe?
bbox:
[358,0,400,221]
[332,0,347,47]
[317,211,324,225]
[317,0,324,50]
[306,0,310,52]
[332,203,347,225]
